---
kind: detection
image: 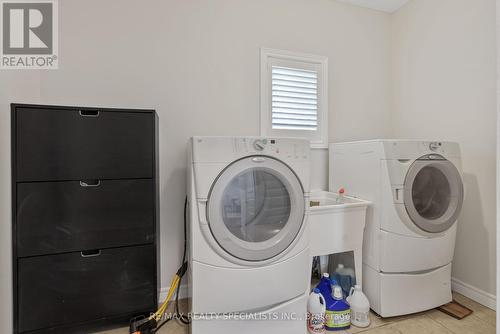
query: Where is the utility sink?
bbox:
[308,190,370,286]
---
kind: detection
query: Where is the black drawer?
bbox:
[18,244,156,333]
[15,107,154,181]
[16,179,155,257]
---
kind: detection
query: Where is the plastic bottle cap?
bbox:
[333,286,343,300]
[339,188,345,194]
[330,278,338,285]
[322,273,330,278]
[313,288,321,294]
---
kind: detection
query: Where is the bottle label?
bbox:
[307,312,325,333]
[325,309,351,329]
[352,310,369,323]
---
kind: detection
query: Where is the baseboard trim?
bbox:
[451,277,496,310]
[159,284,189,303]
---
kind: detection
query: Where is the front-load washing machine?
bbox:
[187,137,311,334]
[330,140,464,317]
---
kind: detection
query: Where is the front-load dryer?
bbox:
[330,140,464,317]
[187,137,311,334]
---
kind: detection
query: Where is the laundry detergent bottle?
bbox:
[316,273,332,297]
[347,285,370,328]
[307,288,326,334]
[325,285,351,331]
[333,264,356,297]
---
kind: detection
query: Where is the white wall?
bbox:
[496,0,500,325]
[0,73,40,332]
[392,0,497,299]
[0,1,392,330]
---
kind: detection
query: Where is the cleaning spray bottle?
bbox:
[325,281,351,331]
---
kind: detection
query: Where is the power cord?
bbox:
[154,196,191,332]
[174,196,191,325]
[130,196,190,333]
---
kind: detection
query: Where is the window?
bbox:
[260,48,328,148]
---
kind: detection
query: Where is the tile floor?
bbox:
[96,292,495,334]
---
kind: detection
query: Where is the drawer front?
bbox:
[17,179,155,257]
[15,107,154,181]
[18,245,156,333]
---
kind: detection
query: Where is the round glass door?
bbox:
[221,170,291,243]
[207,156,305,262]
[403,156,464,233]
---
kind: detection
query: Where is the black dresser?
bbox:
[11,104,159,334]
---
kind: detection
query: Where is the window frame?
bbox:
[260,48,329,149]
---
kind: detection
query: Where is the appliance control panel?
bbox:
[191,137,311,163]
[418,141,446,155]
[234,137,309,161]
[382,140,460,160]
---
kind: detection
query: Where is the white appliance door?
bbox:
[403,154,464,233]
[207,156,305,262]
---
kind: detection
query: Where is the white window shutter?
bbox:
[271,66,318,131]
[260,48,328,148]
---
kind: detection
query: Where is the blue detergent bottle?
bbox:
[325,283,351,331]
[333,264,356,298]
[316,273,332,297]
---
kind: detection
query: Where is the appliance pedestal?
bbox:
[364,263,452,317]
[190,294,307,334]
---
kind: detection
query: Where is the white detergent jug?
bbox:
[307,288,326,334]
[347,285,370,328]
